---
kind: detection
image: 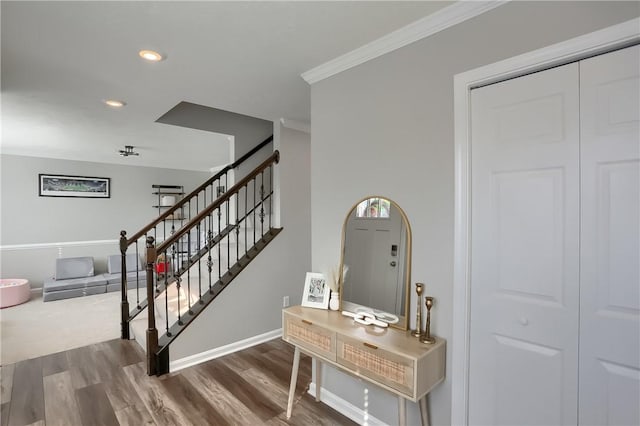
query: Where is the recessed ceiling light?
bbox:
[104,99,126,108]
[139,50,163,62]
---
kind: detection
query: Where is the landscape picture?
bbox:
[39,174,111,198]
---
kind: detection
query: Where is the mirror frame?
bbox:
[338,195,412,330]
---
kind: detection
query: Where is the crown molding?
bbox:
[279,118,311,134]
[301,0,509,84]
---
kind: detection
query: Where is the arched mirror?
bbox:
[339,196,411,330]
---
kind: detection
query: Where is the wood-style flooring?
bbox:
[0,338,356,426]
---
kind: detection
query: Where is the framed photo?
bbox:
[39,174,111,198]
[301,272,330,309]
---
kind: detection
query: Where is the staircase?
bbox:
[119,137,282,375]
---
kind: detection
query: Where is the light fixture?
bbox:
[138,49,163,62]
[104,99,126,108]
[119,145,139,157]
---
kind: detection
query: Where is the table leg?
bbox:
[398,396,406,426]
[315,358,321,402]
[419,395,429,426]
[286,346,301,419]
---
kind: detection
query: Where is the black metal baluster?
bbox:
[226,199,230,273]
[186,232,192,315]
[235,192,239,263]
[165,268,170,336]
[207,222,213,293]
[217,207,222,280]
[197,222,202,302]
[253,178,256,245]
[244,185,248,255]
[135,240,140,307]
[269,165,273,229]
[225,173,229,225]
[260,171,265,238]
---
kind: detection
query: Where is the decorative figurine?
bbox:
[411,283,424,338]
[421,296,436,344]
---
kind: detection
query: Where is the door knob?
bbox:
[390,261,397,267]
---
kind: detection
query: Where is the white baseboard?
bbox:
[308,383,387,426]
[169,328,282,372]
[0,239,118,251]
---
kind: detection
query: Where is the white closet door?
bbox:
[579,45,640,425]
[469,63,580,425]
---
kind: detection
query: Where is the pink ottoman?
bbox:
[0,279,30,308]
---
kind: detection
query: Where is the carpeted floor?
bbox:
[0,288,142,364]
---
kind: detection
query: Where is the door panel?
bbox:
[493,334,564,426]
[469,63,580,425]
[494,168,565,303]
[579,45,640,426]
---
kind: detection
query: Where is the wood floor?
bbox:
[0,338,356,426]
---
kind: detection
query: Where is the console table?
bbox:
[282,306,446,426]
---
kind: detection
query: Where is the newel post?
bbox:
[120,231,130,340]
[145,236,159,376]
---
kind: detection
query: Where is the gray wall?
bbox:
[171,122,312,360]
[0,154,210,286]
[309,2,639,425]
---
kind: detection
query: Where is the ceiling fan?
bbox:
[119,145,139,157]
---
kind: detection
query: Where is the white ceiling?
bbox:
[1,1,451,171]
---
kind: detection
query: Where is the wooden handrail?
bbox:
[156,150,279,254]
[126,135,273,245]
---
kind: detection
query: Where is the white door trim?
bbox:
[451,18,640,426]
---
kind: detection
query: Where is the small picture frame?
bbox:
[301,272,330,309]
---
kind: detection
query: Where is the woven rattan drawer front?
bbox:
[283,314,336,362]
[337,335,414,396]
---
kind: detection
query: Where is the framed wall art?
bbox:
[39,174,111,198]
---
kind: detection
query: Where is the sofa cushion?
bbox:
[84,275,108,288]
[107,254,143,274]
[43,287,85,302]
[107,282,139,292]
[44,277,88,291]
[43,275,107,292]
[103,270,147,285]
[55,257,94,280]
[84,285,106,296]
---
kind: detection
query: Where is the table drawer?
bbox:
[337,335,414,396]
[283,312,336,362]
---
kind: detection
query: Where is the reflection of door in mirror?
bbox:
[343,202,407,317]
